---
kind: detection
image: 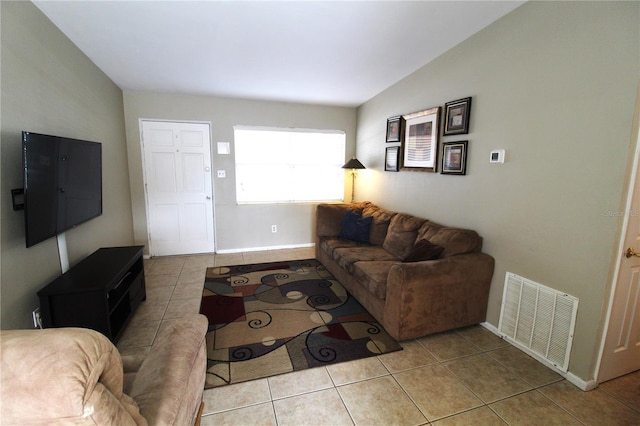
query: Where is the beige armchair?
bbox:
[0,313,208,425]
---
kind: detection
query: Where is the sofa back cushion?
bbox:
[316,202,370,238]
[382,213,426,259]
[362,205,396,246]
[402,239,445,262]
[418,222,483,257]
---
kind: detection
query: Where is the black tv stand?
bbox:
[37,246,146,342]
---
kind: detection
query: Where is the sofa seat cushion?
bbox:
[320,237,364,258]
[333,246,398,274]
[382,213,427,260]
[352,261,400,300]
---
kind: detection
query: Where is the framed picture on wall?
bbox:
[386,116,404,143]
[443,97,472,135]
[401,106,441,172]
[441,141,468,175]
[385,146,400,171]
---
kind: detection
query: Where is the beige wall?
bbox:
[3,0,637,385]
[355,1,639,383]
[1,2,134,329]
[122,91,357,255]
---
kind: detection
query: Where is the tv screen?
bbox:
[23,132,102,248]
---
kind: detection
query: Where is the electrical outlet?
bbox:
[32,307,41,328]
[271,225,277,233]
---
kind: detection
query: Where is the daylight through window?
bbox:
[234,126,346,204]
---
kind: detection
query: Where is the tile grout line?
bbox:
[528,388,588,426]
[145,251,640,424]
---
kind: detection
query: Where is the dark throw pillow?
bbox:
[339,209,373,243]
[402,239,444,262]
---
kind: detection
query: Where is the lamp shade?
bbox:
[342,158,366,169]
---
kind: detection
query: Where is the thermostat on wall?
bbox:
[490,149,505,164]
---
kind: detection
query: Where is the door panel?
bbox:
[153,204,180,241]
[599,87,640,382]
[142,121,214,256]
[152,152,177,192]
[182,154,205,192]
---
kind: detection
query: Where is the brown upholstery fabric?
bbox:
[316,202,495,341]
[428,228,483,257]
[315,202,371,238]
[333,246,398,273]
[382,213,426,259]
[0,328,146,425]
[319,237,362,257]
[383,254,495,340]
[362,205,396,246]
[352,260,400,299]
[316,203,351,238]
[402,239,444,262]
[416,220,444,241]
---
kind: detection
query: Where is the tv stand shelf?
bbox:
[37,246,146,343]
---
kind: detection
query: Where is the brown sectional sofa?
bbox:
[316,202,495,341]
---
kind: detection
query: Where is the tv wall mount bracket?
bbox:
[11,188,24,211]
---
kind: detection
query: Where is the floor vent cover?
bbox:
[498,272,579,372]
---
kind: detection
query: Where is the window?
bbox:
[234,126,345,204]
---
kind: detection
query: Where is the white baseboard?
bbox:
[479,322,596,391]
[216,243,315,254]
[480,321,499,335]
[565,372,597,391]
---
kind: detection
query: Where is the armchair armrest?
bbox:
[128,313,208,426]
[383,253,495,340]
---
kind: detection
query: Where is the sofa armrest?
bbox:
[383,253,495,340]
[129,314,208,426]
[316,203,351,239]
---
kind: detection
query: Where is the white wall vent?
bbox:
[498,272,579,372]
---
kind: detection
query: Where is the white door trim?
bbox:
[595,82,640,383]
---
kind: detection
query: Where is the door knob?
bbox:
[625,247,640,258]
[206,196,211,200]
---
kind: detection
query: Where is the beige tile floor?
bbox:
[118,247,640,426]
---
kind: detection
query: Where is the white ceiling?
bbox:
[34,1,524,107]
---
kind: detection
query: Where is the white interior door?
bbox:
[598,87,640,383]
[141,120,215,256]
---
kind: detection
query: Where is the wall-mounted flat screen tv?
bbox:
[22,131,102,248]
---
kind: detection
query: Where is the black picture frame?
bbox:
[385,146,400,171]
[443,97,472,136]
[386,116,404,143]
[441,141,468,175]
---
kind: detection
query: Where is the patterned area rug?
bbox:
[199,259,402,388]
